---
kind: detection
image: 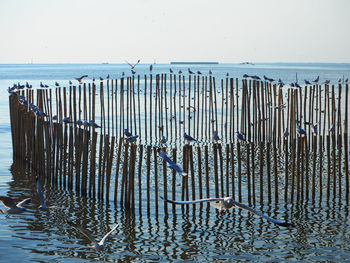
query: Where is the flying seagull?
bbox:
[67,221,119,250]
[161,196,294,227]
[36,177,56,210]
[0,196,31,214]
[75,75,88,83]
[236,131,246,142]
[124,129,133,138]
[125,59,140,70]
[158,150,187,176]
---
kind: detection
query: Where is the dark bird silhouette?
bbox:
[188,68,194,74]
[313,76,319,83]
[125,59,140,70]
[236,131,246,142]
[184,132,197,142]
[304,79,311,85]
[149,65,153,72]
[169,68,173,74]
[75,75,88,83]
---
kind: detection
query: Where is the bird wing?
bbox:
[16,198,31,208]
[35,177,46,207]
[125,60,134,68]
[158,151,186,176]
[0,196,17,208]
[68,221,97,245]
[161,196,225,205]
[232,200,293,227]
[98,224,119,246]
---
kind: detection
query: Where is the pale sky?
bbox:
[0,0,349,63]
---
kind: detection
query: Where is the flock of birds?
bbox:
[0,177,119,250]
[9,61,349,250]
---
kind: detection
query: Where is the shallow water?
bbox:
[0,63,350,262]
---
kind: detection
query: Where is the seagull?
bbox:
[36,177,56,210]
[297,126,306,136]
[313,124,318,135]
[83,120,90,126]
[188,68,194,74]
[284,128,290,137]
[278,79,285,87]
[67,221,119,250]
[69,80,72,85]
[76,119,83,126]
[209,70,212,75]
[158,150,187,176]
[184,132,197,142]
[345,78,348,83]
[160,136,167,144]
[0,196,31,214]
[75,75,88,83]
[106,74,110,79]
[236,131,246,142]
[89,120,101,128]
[178,70,182,74]
[161,197,294,227]
[213,130,220,141]
[197,71,202,75]
[125,59,140,70]
[126,135,138,143]
[324,80,330,85]
[63,117,72,123]
[304,80,311,85]
[313,76,319,83]
[329,124,335,133]
[149,65,153,72]
[99,77,104,81]
[124,129,133,138]
[243,74,250,78]
[131,70,136,75]
[169,68,173,74]
[55,82,60,87]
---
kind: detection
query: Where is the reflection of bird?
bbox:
[184,132,197,142]
[0,196,31,214]
[158,150,187,176]
[75,75,88,83]
[236,131,246,142]
[161,196,294,227]
[67,221,118,250]
[125,59,140,70]
[36,177,56,210]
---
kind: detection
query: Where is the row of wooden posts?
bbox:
[9,79,349,212]
[13,74,349,146]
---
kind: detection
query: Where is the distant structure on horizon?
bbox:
[170,61,219,65]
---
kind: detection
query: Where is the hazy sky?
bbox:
[1,0,349,63]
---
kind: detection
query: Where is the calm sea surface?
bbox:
[0,63,349,262]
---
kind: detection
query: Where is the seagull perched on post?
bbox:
[284,128,290,137]
[126,135,138,143]
[313,76,319,83]
[297,126,306,136]
[158,150,187,177]
[0,196,31,214]
[75,75,88,84]
[161,196,294,227]
[304,79,311,85]
[89,120,101,128]
[184,132,197,142]
[188,68,194,74]
[67,221,119,250]
[329,124,335,133]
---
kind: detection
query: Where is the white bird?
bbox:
[161,197,294,227]
[0,196,31,214]
[68,221,119,250]
[36,177,56,210]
